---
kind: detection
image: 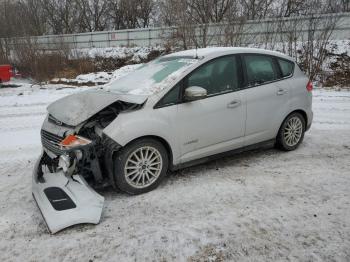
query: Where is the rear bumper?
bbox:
[32,152,104,234]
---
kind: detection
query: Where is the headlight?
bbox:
[59,134,92,150]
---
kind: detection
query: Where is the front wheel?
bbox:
[113,138,169,195]
[276,112,305,151]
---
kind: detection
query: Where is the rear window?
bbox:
[278,59,294,77]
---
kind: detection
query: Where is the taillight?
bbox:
[306,81,313,92]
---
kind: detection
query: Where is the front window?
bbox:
[106,56,199,95]
[157,83,181,107]
[186,55,240,96]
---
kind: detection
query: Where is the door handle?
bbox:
[277,88,287,95]
[227,100,241,109]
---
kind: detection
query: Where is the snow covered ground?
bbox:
[51,64,143,86]
[75,46,164,62]
[0,79,349,261]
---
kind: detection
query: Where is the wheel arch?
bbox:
[277,109,308,136]
[276,109,307,150]
[121,135,174,169]
[286,109,307,128]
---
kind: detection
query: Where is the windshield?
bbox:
[106,56,199,95]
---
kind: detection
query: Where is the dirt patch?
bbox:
[323,52,350,87]
[188,244,226,262]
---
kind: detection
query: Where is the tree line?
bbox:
[0,0,349,38]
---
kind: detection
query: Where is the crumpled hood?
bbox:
[47,90,147,126]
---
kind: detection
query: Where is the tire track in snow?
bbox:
[0,112,46,119]
[0,102,48,108]
[0,116,44,132]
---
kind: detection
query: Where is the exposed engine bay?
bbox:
[33,91,147,233]
[40,100,142,187]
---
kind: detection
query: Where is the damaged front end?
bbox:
[33,91,146,233]
[32,150,105,234]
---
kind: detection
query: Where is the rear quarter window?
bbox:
[278,59,294,77]
[244,55,278,85]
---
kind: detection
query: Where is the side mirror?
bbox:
[184,86,207,101]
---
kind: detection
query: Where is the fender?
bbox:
[102,106,181,165]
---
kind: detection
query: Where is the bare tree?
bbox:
[160,0,237,48]
[75,0,110,32]
[1,0,347,38]
[121,0,141,29]
[272,0,308,17]
[219,17,248,46]
[340,0,350,11]
[300,14,339,80]
[239,0,274,20]
[108,0,126,29]
[0,0,26,38]
[0,38,10,64]
[40,0,78,34]
[108,0,155,30]
[18,0,48,36]
[164,0,195,49]
[138,0,155,28]
[188,0,233,47]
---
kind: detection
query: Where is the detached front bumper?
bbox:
[32,153,104,234]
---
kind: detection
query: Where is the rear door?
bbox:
[242,54,290,145]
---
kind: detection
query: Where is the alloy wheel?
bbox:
[283,116,303,147]
[124,146,163,189]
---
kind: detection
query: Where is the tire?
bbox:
[276,112,306,151]
[113,138,169,195]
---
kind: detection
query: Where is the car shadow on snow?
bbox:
[98,145,282,199]
[53,146,291,234]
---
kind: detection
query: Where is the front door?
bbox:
[176,55,246,163]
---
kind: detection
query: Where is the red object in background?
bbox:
[0,64,13,83]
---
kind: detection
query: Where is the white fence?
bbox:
[2,13,350,50]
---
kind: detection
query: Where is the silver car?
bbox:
[33,47,313,233]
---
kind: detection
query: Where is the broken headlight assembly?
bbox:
[60,134,92,150]
[57,135,92,175]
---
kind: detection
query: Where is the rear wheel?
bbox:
[113,138,168,195]
[276,112,305,151]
